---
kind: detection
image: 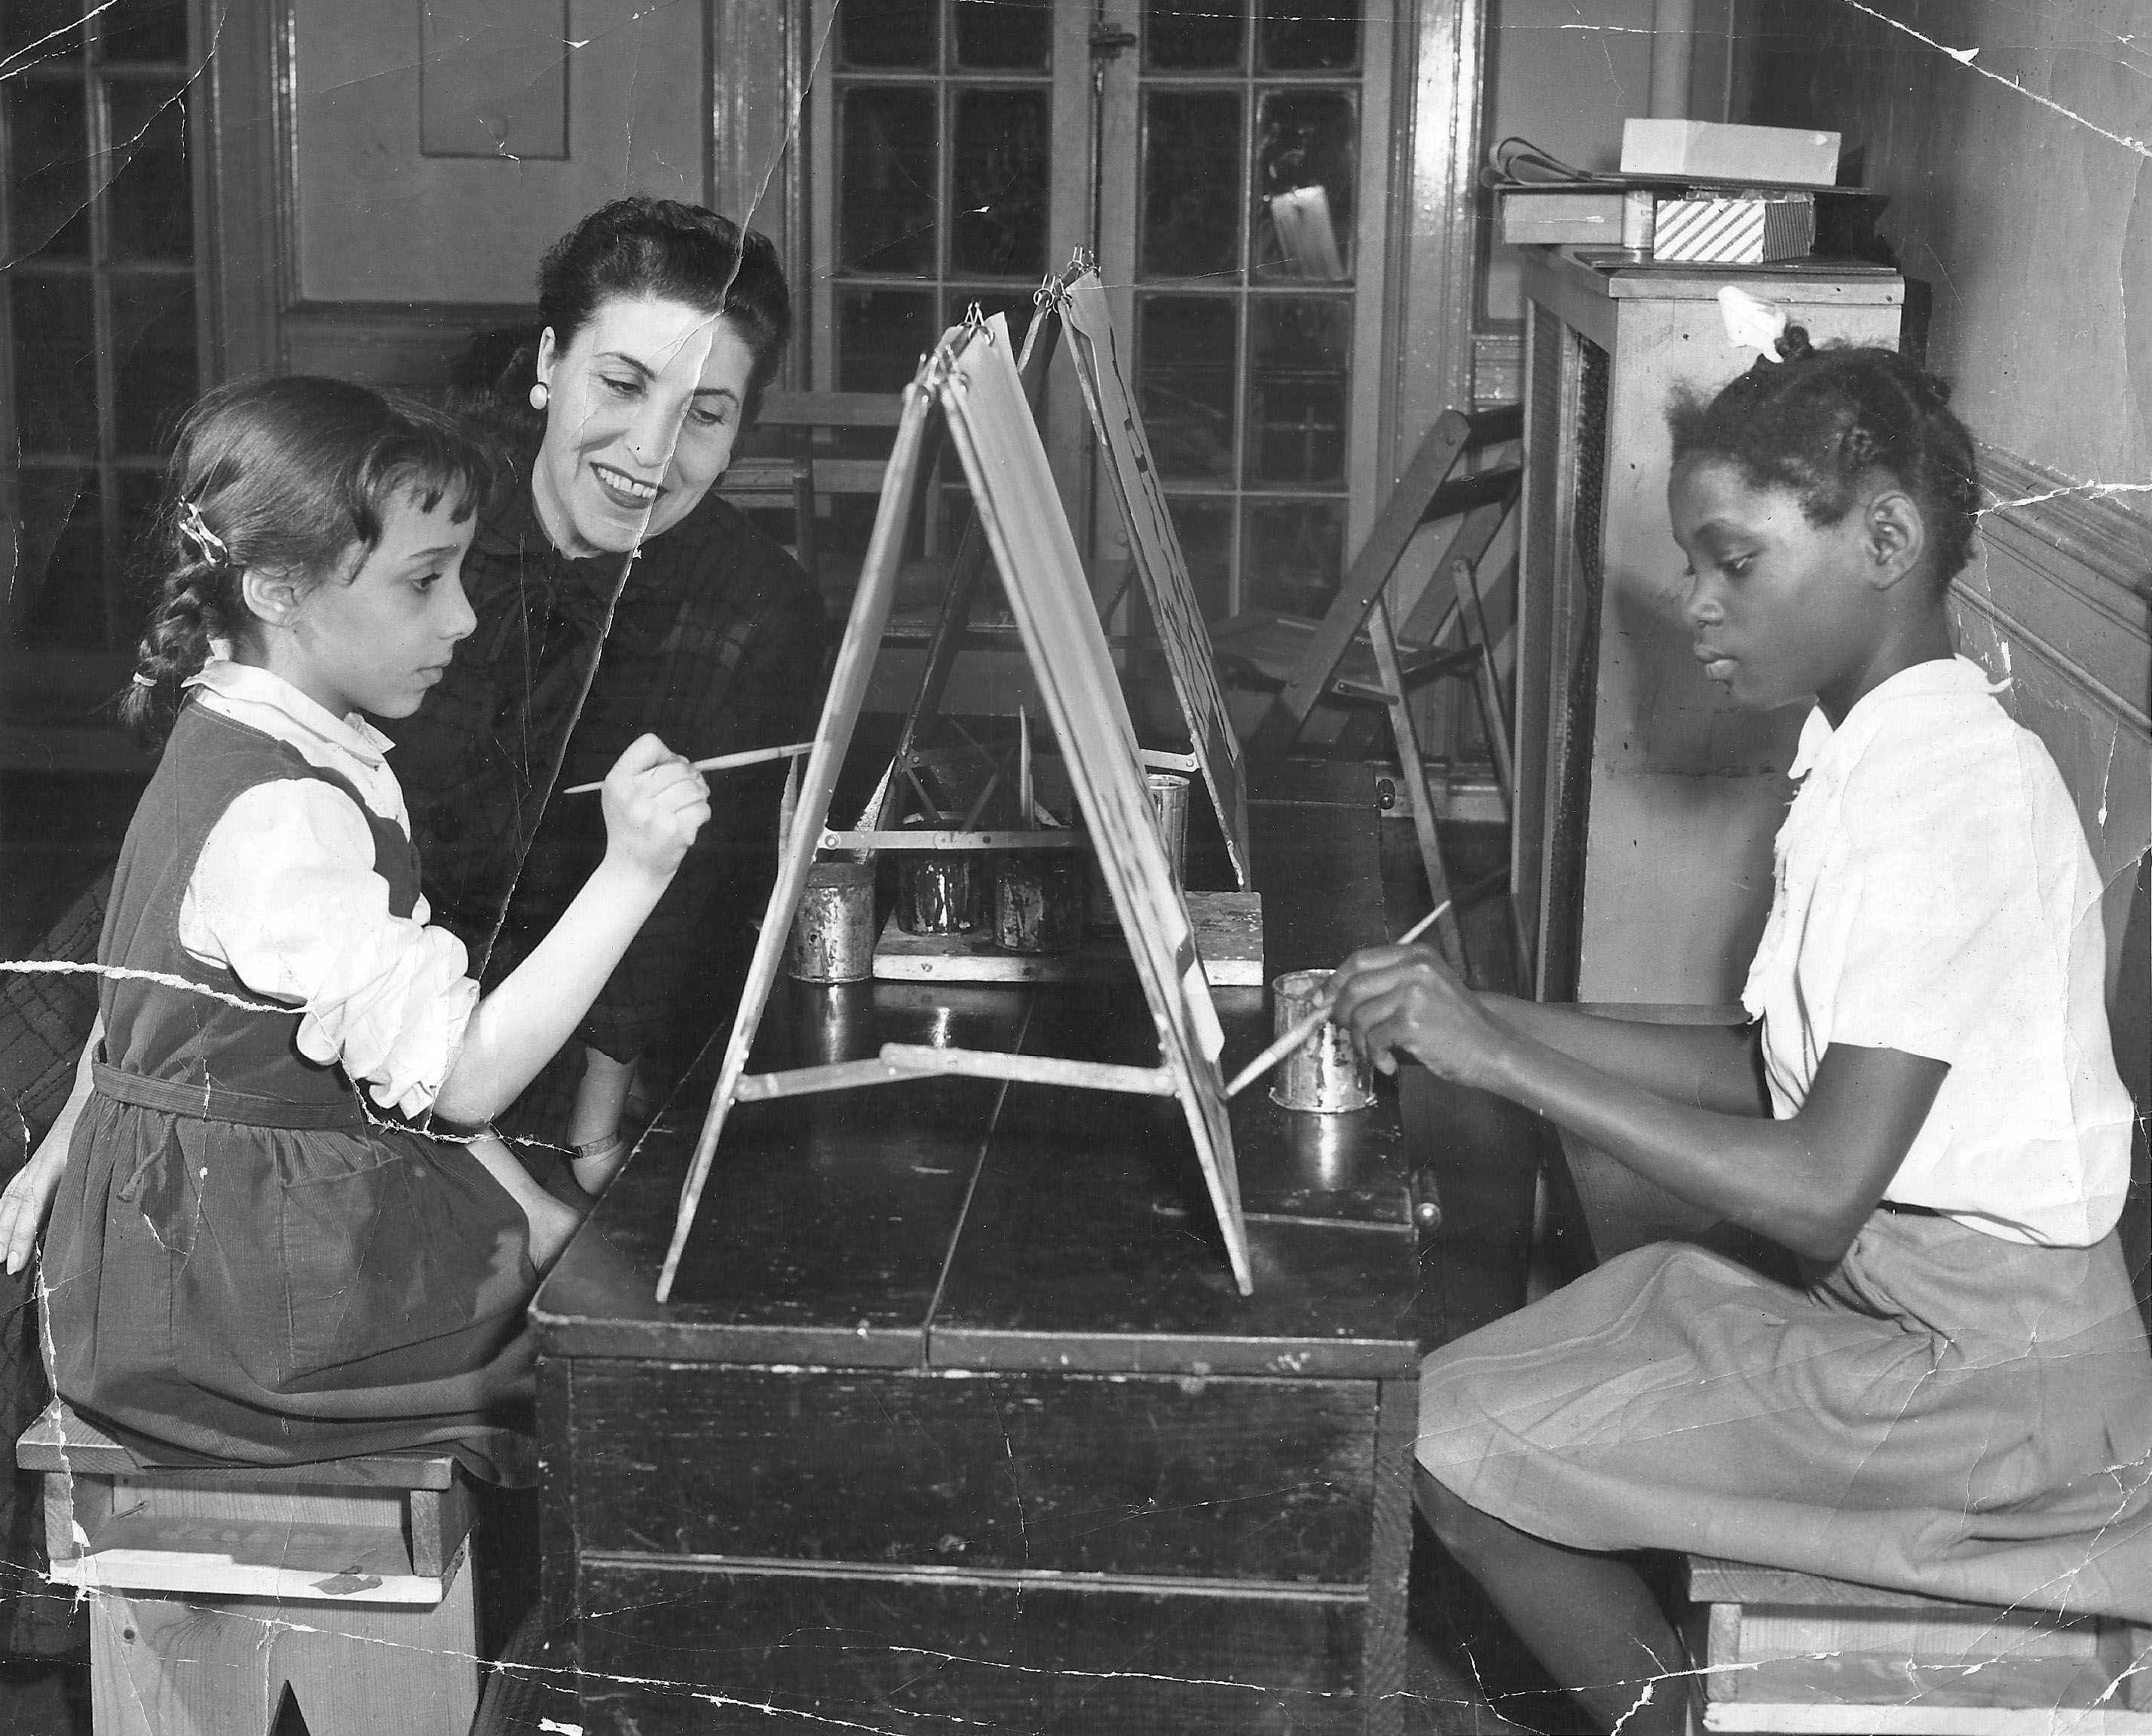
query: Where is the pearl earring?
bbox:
[528,381,550,412]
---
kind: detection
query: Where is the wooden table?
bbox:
[532,769,1424,1733]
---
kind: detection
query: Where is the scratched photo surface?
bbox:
[0,2,2148,1733]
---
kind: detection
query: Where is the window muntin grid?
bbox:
[1133,0,1362,623]
[3,1,201,656]
[830,0,1054,399]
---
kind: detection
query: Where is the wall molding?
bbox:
[281,301,535,392]
[1980,446,2152,605]
[1966,445,2152,739]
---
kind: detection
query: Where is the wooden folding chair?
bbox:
[1214,404,1523,972]
[720,389,908,585]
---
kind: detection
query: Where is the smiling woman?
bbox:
[532,299,761,556]
[383,201,830,1195]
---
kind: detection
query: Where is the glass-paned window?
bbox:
[831,0,1052,397]
[1134,0,1361,619]
[2,1,201,657]
[825,0,1054,554]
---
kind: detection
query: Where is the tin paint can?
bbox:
[896,812,984,935]
[993,852,1085,954]
[786,860,877,983]
[1268,968,1376,1113]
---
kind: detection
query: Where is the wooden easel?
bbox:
[856,291,1066,842]
[658,312,1250,1303]
[862,262,1257,902]
[1049,259,1254,890]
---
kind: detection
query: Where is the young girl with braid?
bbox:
[0,377,709,1477]
[1330,334,2152,1731]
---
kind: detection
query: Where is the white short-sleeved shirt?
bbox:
[179,658,479,1118]
[1740,656,2132,1247]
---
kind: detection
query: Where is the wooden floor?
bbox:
[0,776,1587,1736]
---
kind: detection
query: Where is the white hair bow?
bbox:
[1717,285,1789,363]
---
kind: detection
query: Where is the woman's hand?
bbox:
[599,733,712,882]
[1327,943,1511,1089]
[0,1144,66,1278]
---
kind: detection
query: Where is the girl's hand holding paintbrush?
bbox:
[597,733,712,883]
[1327,937,1509,1092]
[1223,899,1451,1100]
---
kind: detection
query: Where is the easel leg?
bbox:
[1370,598,1466,972]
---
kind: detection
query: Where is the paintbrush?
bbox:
[1221,899,1454,1101]
[562,740,813,796]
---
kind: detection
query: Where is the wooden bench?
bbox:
[1687,1555,2152,1734]
[19,1401,479,1736]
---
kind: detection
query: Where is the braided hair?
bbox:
[122,376,498,746]
[1667,329,1982,591]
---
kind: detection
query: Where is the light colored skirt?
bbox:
[1418,1208,2152,1621]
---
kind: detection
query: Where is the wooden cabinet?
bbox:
[1510,250,1904,1006]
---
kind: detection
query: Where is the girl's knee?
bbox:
[1414,1462,1508,1565]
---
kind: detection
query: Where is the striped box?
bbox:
[1651,192,1816,264]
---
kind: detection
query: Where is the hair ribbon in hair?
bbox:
[179,498,231,565]
[1716,286,1789,363]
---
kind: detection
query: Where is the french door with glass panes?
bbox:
[807,0,1390,621]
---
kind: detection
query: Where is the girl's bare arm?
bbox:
[433,736,708,1125]
[1331,947,1942,1262]
[1473,992,1770,1116]
[0,1014,100,1275]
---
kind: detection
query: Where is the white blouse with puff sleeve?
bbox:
[1741,656,2133,1248]
[177,659,480,1119]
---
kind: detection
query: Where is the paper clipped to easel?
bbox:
[1052,262,1254,893]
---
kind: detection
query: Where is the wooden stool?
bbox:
[18,1401,479,1736]
[1688,1554,2152,1734]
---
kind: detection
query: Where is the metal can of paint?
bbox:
[786,860,877,983]
[1269,968,1376,1114]
[896,812,984,935]
[993,852,1085,954]
[1145,771,1190,889]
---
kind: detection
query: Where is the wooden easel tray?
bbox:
[873,889,1263,986]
